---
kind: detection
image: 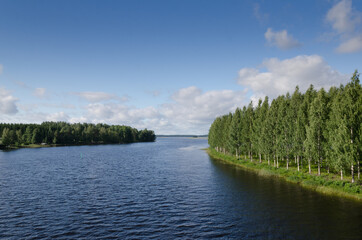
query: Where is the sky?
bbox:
[0,0,361,134]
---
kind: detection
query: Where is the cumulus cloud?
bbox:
[33,88,47,98]
[326,0,362,53]
[238,55,348,98]
[336,34,362,53]
[326,0,360,33]
[265,28,301,50]
[72,91,126,102]
[0,88,18,115]
[166,86,245,122]
[66,87,247,134]
[46,112,70,122]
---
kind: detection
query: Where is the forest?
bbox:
[0,121,156,147]
[208,71,361,183]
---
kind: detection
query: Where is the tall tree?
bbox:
[228,108,242,157]
[305,88,329,176]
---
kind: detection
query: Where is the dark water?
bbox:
[0,138,361,239]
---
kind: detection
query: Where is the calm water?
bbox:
[0,138,361,239]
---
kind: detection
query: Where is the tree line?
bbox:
[208,71,361,183]
[0,122,156,146]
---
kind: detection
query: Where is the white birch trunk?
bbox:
[308,158,311,174]
[318,158,321,176]
[341,169,343,180]
[351,164,354,183]
[297,156,300,172]
[273,154,276,167]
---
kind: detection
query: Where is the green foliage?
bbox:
[0,122,156,147]
[208,71,362,183]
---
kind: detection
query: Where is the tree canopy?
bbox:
[208,71,361,183]
[0,122,156,147]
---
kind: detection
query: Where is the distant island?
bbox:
[0,122,156,149]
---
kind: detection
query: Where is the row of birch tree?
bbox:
[208,71,361,183]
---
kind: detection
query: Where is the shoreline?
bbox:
[0,141,154,150]
[206,148,362,202]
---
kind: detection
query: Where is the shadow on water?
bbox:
[209,157,362,240]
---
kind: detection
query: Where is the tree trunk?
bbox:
[327,166,329,174]
[259,153,261,163]
[297,155,300,172]
[273,154,276,167]
[341,169,343,180]
[250,151,253,162]
[295,156,297,164]
[308,158,311,174]
[236,149,238,158]
[358,159,360,180]
[351,164,354,183]
[268,155,270,166]
[277,155,279,169]
[318,158,321,176]
[286,156,289,170]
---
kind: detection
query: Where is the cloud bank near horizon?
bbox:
[0,55,351,135]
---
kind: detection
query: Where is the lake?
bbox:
[0,137,361,239]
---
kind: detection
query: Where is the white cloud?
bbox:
[326,0,360,34]
[72,91,125,102]
[336,34,362,53]
[33,88,47,98]
[238,55,348,98]
[66,87,247,134]
[0,87,18,115]
[326,0,362,53]
[254,3,269,24]
[159,87,246,134]
[265,28,301,50]
[46,112,70,122]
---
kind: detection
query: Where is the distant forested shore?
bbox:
[0,122,156,149]
[208,70,361,184]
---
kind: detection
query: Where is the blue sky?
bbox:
[0,0,361,134]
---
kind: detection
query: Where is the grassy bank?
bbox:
[207,148,362,201]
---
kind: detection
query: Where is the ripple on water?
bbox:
[0,139,361,239]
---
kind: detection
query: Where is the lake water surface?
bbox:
[0,138,361,239]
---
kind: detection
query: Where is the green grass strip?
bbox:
[207,148,362,201]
